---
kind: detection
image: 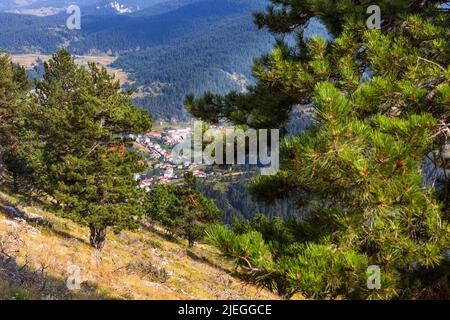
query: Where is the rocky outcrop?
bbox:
[0,205,51,227]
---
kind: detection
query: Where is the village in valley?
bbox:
[133,126,210,192]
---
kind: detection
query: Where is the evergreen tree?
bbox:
[146,172,222,247]
[23,49,152,250]
[0,51,31,190]
[145,183,179,237]
[0,51,18,178]
[188,1,450,299]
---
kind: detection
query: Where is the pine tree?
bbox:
[188,1,450,299]
[146,172,222,247]
[23,49,152,250]
[0,51,32,190]
[0,52,18,128]
[0,51,19,178]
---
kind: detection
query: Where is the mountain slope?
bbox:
[0,0,274,121]
[0,0,269,54]
[0,1,156,11]
[112,1,273,120]
[0,191,279,300]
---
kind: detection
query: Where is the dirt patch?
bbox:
[11,54,131,85]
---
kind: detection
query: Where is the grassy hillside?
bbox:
[0,190,279,300]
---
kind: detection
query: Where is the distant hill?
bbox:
[110,0,274,120]
[0,1,164,12]
[0,0,269,54]
[0,0,276,121]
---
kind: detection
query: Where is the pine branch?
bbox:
[416,57,447,73]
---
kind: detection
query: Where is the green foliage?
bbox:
[16,49,152,249]
[231,214,299,254]
[188,1,450,299]
[0,51,32,190]
[0,51,19,151]
[0,51,19,176]
[277,244,369,299]
[205,224,289,296]
[146,172,222,247]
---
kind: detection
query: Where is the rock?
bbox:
[142,280,175,293]
[177,288,195,299]
[142,280,162,289]
[14,218,26,224]
[2,217,40,235]
[4,206,22,219]
[222,289,242,300]
[2,219,20,229]
[22,208,51,227]
[24,224,40,236]
[3,206,51,227]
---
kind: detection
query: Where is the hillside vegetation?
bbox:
[0,190,279,300]
[0,0,275,121]
[186,0,450,299]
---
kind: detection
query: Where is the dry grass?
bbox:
[0,191,279,300]
[10,54,130,85]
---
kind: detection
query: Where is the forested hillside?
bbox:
[0,0,275,120]
[114,12,274,120]
[198,173,301,224]
[0,0,164,12]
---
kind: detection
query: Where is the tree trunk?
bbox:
[12,171,18,193]
[188,236,194,248]
[89,224,107,250]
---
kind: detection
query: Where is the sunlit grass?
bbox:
[0,191,279,300]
